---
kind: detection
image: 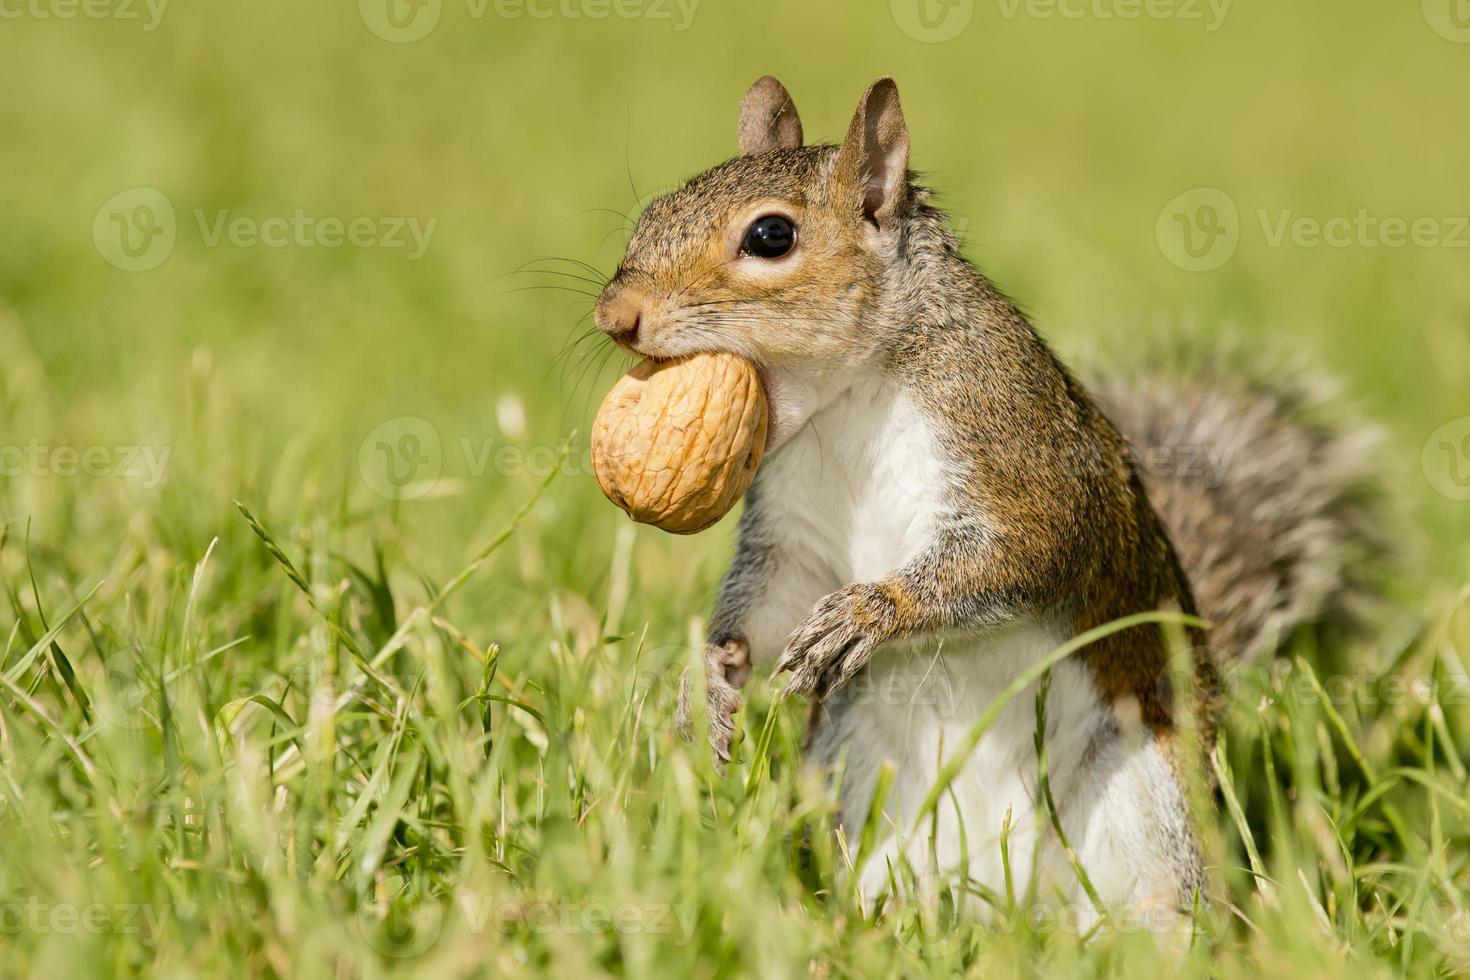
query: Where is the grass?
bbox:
[1,0,1469,975]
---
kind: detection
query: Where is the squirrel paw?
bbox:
[774,584,897,699]
[678,638,749,769]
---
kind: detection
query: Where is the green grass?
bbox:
[2,0,1469,975]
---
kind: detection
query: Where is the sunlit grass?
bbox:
[1,0,1468,975]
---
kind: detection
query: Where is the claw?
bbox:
[773,584,897,701]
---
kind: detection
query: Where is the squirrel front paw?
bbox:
[773,583,898,699]
[677,638,750,767]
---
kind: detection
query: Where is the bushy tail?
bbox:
[1090,339,1385,663]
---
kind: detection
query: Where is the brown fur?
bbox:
[608,78,1372,796]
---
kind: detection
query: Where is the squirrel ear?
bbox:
[738,76,804,155]
[836,77,909,229]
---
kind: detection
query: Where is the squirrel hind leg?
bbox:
[1089,341,1388,664]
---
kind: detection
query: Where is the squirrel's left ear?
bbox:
[738,75,803,155]
[836,77,909,230]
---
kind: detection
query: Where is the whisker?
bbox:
[579,206,639,224]
[495,284,601,300]
[598,223,634,252]
[530,255,612,284]
[544,311,601,380]
[513,269,609,289]
[497,256,609,285]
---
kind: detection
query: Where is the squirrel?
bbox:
[593,76,1377,919]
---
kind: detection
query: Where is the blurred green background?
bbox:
[2,2,1469,975]
[1,0,1466,592]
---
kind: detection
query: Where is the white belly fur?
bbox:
[738,371,950,662]
[747,370,1193,915]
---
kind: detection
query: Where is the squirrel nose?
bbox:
[595,288,644,349]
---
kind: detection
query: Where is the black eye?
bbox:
[741,214,795,259]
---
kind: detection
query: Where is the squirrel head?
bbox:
[595,76,913,440]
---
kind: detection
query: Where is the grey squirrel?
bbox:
[593,75,1377,918]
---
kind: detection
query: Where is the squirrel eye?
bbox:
[741,214,795,259]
